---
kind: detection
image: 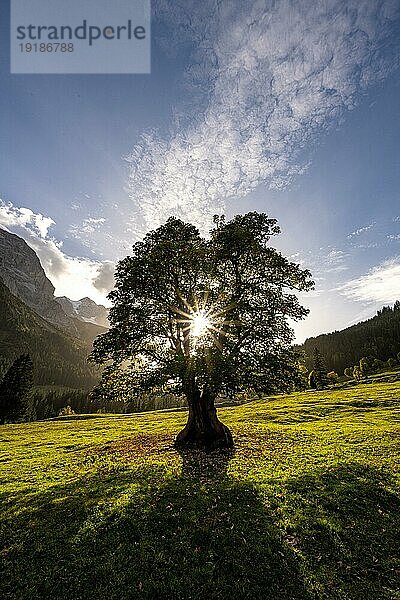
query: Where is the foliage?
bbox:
[359,356,372,377]
[0,354,33,423]
[308,348,328,389]
[91,213,313,402]
[58,405,75,417]
[372,358,385,373]
[302,300,400,374]
[29,387,89,420]
[353,365,362,381]
[89,365,187,414]
[1,381,400,599]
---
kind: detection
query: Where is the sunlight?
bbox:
[171,294,238,353]
[190,309,211,338]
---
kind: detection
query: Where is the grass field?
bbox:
[1,382,400,599]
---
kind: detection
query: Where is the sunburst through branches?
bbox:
[171,295,238,353]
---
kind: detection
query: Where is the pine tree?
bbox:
[311,347,328,389]
[0,354,34,424]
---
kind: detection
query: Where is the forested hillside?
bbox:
[0,278,101,388]
[302,302,400,374]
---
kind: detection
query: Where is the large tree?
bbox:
[91,213,313,449]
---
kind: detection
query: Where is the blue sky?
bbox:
[0,0,400,342]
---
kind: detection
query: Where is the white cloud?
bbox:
[126,0,400,234]
[92,261,115,294]
[340,257,400,304]
[0,201,55,238]
[347,222,376,238]
[296,246,350,279]
[25,235,113,305]
[70,217,106,236]
[0,199,114,305]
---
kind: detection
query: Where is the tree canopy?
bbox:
[91,212,313,448]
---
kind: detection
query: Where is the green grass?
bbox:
[1,382,400,599]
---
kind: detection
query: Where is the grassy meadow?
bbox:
[1,381,400,599]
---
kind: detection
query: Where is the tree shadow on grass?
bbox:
[1,453,399,600]
[280,463,400,599]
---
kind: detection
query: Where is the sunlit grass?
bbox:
[1,382,400,598]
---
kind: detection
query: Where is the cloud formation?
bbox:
[0,201,55,238]
[126,0,400,234]
[0,199,114,305]
[340,257,400,304]
[347,222,376,239]
[93,261,115,294]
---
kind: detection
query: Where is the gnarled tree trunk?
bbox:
[175,385,233,450]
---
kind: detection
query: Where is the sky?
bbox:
[0,0,400,342]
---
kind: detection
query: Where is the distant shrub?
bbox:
[372,358,384,373]
[359,357,372,377]
[327,371,338,382]
[58,405,75,416]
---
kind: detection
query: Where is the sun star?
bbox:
[170,295,238,352]
[190,309,211,338]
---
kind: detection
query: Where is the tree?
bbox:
[91,213,313,449]
[0,354,34,424]
[310,348,328,389]
[353,365,362,381]
[327,371,338,383]
[297,361,309,390]
[372,358,384,373]
[359,357,371,378]
[344,367,353,378]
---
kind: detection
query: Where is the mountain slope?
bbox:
[0,278,100,388]
[0,227,106,340]
[56,296,109,327]
[0,228,71,326]
[301,304,400,373]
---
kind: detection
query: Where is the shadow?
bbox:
[178,447,234,481]
[281,464,400,599]
[1,456,399,599]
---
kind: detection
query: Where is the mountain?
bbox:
[56,296,109,327]
[0,228,71,328]
[0,227,109,387]
[0,227,106,343]
[301,303,400,374]
[0,277,100,388]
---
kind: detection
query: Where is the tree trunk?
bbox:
[175,386,233,450]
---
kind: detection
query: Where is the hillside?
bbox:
[0,227,108,335]
[302,303,400,374]
[1,381,399,599]
[0,278,101,388]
